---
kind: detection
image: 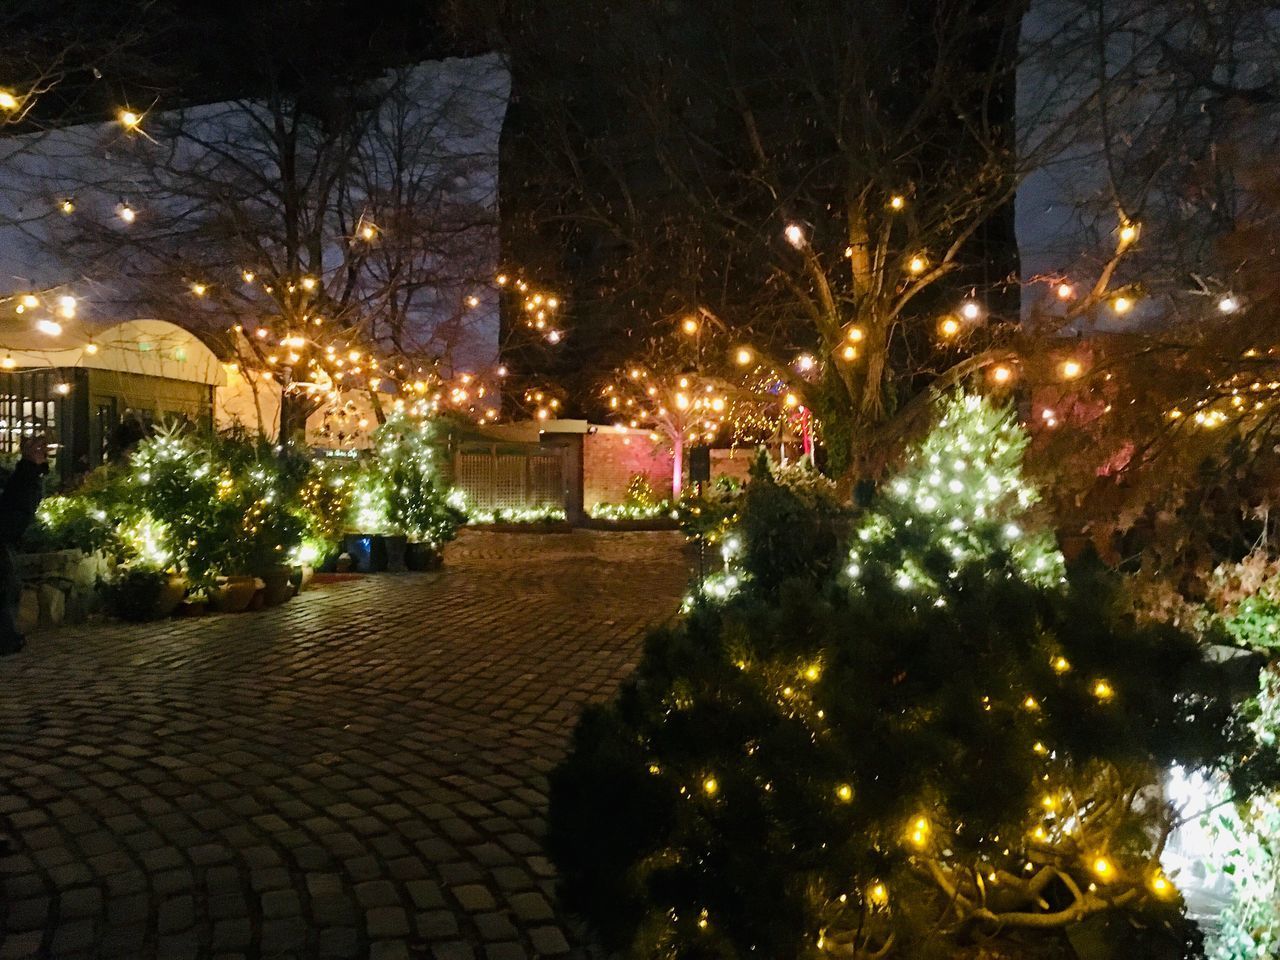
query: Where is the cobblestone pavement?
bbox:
[0,530,688,960]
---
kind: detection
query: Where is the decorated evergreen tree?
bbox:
[354,414,465,546]
[549,393,1276,959]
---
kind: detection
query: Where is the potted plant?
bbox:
[99,566,184,622]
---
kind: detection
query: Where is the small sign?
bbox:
[688,445,711,482]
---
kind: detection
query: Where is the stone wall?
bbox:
[16,550,109,632]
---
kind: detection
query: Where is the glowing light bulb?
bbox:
[359,223,376,240]
[1218,295,1239,314]
[1060,359,1083,379]
[1033,741,1048,755]
[735,347,752,365]
[796,354,815,372]
[784,223,806,247]
[938,316,960,338]
[118,109,141,129]
[1092,679,1114,701]
[803,663,821,682]
[1092,856,1114,880]
[846,326,864,343]
[907,254,927,275]
[465,295,480,308]
[60,198,75,215]
[36,319,62,337]
[20,294,39,309]
[681,317,699,335]
[836,783,853,802]
[784,393,799,408]
[1051,656,1070,674]
[1056,282,1074,300]
[57,295,76,318]
[242,270,255,284]
[889,194,905,211]
[990,364,1012,385]
[301,276,317,291]
[1149,872,1172,896]
[1118,222,1138,246]
[84,342,99,355]
[702,776,719,796]
[55,382,70,395]
[2,356,14,369]
[117,204,136,223]
[841,345,858,361]
[1112,295,1133,314]
[0,90,19,111]
[1022,695,1039,711]
[190,283,207,297]
[868,883,888,907]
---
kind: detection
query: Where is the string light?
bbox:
[59,199,75,215]
[36,319,62,336]
[1055,282,1075,300]
[118,109,141,130]
[938,316,960,338]
[0,90,18,111]
[1060,359,1083,379]
[1092,679,1115,701]
[1217,295,1239,314]
[784,223,806,247]
[960,301,982,321]
[989,364,1013,385]
[1117,221,1139,247]
[1112,295,1133,314]
[888,194,905,211]
[735,347,752,365]
[190,283,207,297]
[907,254,928,275]
[681,317,699,336]
[117,204,136,224]
[702,776,719,796]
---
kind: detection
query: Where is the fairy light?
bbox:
[846,326,864,343]
[1051,655,1070,674]
[796,354,816,372]
[1218,295,1239,314]
[888,194,905,211]
[36,319,62,336]
[117,204,136,224]
[20,294,38,309]
[59,199,75,215]
[1092,679,1115,701]
[735,347,752,365]
[1060,359,1083,379]
[841,345,858,361]
[84,342,99,355]
[301,276,317,291]
[1092,856,1114,880]
[1056,282,1075,300]
[1117,221,1139,247]
[681,317,699,336]
[836,783,853,803]
[938,316,960,338]
[190,283,207,297]
[702,775,719,797]
[1112,295,1133,314]
[989,364,1013,385]
[907,254,928,275]
[57,295,76,318]
[118,109,141,130]
[359,223,377,241]
[867,883,888,907]
[960,301,982,321]
[784,223,806,247]
[0,90,18,111]
[242,270,256,283]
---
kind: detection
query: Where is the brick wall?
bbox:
[583,428,673,508]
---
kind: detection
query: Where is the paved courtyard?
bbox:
[0,531,688,960]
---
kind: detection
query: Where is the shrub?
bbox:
[549,393,1272,959]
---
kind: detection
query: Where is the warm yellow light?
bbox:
[496,274,508,286]
[465,295,480,308]
[1112,295,1133,314]
[1033,741,1048,755]
[836,783,853,803]
[841,345,858,361]
[36,319,63,337]
[242,270,255,284]
[868,883,888,907]
[907,254,927,275]
[1149,872,1173,897]
[674,393,690,411]
[735,347,752,365]
[1051,655,1070,674]
[84,342,99,355]
[359,224,376,240]
[1056,282,1074,300]
[803,663,821,682]
[1118,222,1139,246]
[907,816,929,847]
[118,204,136,223]
[784,223,806,247]
[846,326,864,343]
[784,393,799,408]
[1092,679,1114,701]
[55,382,70,395]
[20,294,39,309]
[990,364,1013,385]
[190,283,207,297]
[681,317,699,335]
[889,194,905,211]
[301,276,317,291]
[1060,359,1083,379]
[547,297,559,309]
[938,316,960,338]
[536,407,549,421]
[796,354,816,372]
[1092,856,1114,880]
[60,199,75,215]
[1022,695,1040,711]
[118,109,141,129]
[702,776,719,796]
[1041,793,1058,810]
[0,90,19,111]
[1,356,14,369]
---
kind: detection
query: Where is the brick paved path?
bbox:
[0,531,688,960]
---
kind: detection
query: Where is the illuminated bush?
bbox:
[549,394,1274,959]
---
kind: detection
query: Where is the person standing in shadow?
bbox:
[0,435,50,656]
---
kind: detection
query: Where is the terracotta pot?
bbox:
[154,575,187,619]
[176,599,207,618]
[209,575,261,614]
[260,567,294,607]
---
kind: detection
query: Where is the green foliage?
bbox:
[550,393,1269,959]
[28,494,115,554]
[627,474,659,509]
[675,475,743,543]
[352,414,465,545]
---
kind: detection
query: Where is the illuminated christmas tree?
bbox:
[549,393,1274,959]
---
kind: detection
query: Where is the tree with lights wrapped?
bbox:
[549,393,1275,959]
